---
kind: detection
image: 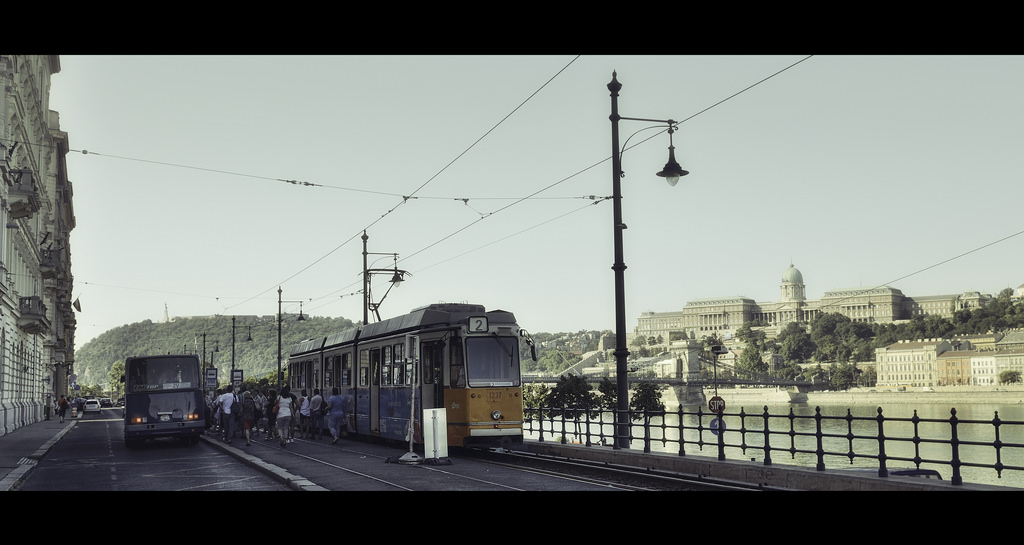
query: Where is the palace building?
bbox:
[635,264,997,344]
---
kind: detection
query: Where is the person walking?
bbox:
[264,389,278,441]
[254,390,267,433]
[275,385,296,447]
[326,387,348,444]
[239,390,257,446]
[216,385,236,443]
[309,389,324,440]
[57,395,70,423]
[298,389,311,439]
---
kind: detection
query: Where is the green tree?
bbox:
[107,360,126,400]
[629,382,666,422]
[737,345,766,376]
[596,376,618,410]
[777,322,815,363]
[999,370,1022,385]
[546,375,598,418]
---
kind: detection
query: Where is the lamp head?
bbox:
[656,145,688,187]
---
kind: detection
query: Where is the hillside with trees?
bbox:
[73,314,356,392]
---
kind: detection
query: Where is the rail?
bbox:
[523,404,1024,486]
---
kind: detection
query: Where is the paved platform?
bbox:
[0,415,78,491]
[8,414,1016,491]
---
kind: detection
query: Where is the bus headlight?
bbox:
[491,410,502,420]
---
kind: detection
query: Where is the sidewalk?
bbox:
[0,414,78,491]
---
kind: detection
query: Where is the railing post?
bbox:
[992,410,1004,479]
[643,408,651,453]
[814,406,825,471]
[949,408,963,485]
[717,410,726,461]
[559,406,567,444]
[876,407,888,478]
[677,404,686,457]
[584,407,593,447]
[762,405,772,466]
[536,406,546,443]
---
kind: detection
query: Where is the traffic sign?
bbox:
[710,417,726,436]
[709,395,725,414]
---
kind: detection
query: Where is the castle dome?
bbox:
[782,264,803,284]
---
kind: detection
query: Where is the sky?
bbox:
[47,55,1024,346]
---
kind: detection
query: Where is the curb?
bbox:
[199,433,328,491]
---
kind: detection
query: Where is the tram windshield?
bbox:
[126,357,201,392]
[465,336,520,387]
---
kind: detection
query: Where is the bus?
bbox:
[122,354,206,447]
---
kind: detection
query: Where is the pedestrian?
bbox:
[255,390,267,432]
[309,388,324,440]
[57,395,70,423]
[298,389,311,439]
[264,389,278,441]
[326,387,348,444]
[239,390,257,446]
[216,385,236,443]
[274,385,296,447]
[212,388,223,433]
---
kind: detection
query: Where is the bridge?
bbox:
[523,345,814,405]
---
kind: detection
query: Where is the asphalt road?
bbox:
[15,408,291,491]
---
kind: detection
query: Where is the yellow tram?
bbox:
[287,303,534,449]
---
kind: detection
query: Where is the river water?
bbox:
[527,402,1024,488]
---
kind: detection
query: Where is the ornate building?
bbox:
[635,263,997,345]
[0,55,76,435]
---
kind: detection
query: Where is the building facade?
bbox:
[0,55,76,435]
[635,263,999,345]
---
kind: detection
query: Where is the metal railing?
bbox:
[523,404,1024,486]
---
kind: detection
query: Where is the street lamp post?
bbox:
[361,230,411,324]
[608,71,688,449]
[231,315,253,371]
[277,287,306,391]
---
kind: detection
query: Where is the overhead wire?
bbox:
[69,55,1015,326]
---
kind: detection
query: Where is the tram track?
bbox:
[233,434,543,491]
[465,448,794,491]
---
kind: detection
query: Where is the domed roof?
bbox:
[782,264,803,284]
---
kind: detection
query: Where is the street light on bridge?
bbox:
[608,71,689,449]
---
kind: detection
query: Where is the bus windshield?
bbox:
[126,356,201,392]
[465,336,520,387]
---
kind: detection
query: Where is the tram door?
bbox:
[419,340,445,412]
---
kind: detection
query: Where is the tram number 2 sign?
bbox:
[708,396,725,414]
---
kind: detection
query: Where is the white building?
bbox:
[0,55,77,435]
[875,339,950,388]
[971,353,997,386]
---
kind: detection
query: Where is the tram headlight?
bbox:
[491,409,502,421]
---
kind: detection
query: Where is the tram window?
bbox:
[382,346,392,386]
[450,341,466,388]
[393,343,405,385]
[342,353,352,387]
[359,350,369,387]
[422,342,439,385]
[465,336,520,387]
[405,361,415,385]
